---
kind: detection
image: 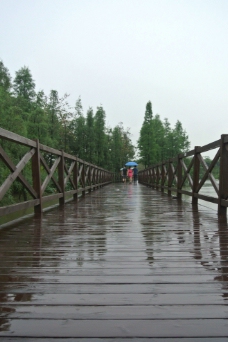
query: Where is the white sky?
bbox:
[0,0,227,157]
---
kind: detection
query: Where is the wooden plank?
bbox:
[1,319,228,338]
[197,139,220,153]
[0,293,226,305]
[0,183,228,339]
[39,143,62,155]
[0,274,224,283]
[41,193,63,203]
[1,339,227,342]
[178,189,192,196]
[41,156,61,194]
[193,193,219,204]
[0,148,36,201]
[0,146,37,199]
[180,157,193,189]
[64,161,76,188]
[39,155,63,193]
[0,127,36,147]
[0,283,225,294]
[0,199,40,216]
[1,304,228,319]
[221,199,228,207]
[197,152,219,195]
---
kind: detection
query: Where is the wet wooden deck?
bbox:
[0,183,228,341]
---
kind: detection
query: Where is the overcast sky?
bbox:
[0,0,227,157]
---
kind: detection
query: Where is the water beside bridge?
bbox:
[0,182,228,340]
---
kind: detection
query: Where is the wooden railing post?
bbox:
[58,150,65,206]
[73,159,78,201]
[161,162,165,193]
[94,168,98,189]
[82,163,86,196]
[88,165,92,193]
[192,146,200,205]
[177,153,182,199]
[151,168,154,187]
[156,165,159,190]
[218,135,228,216]
[168,159,172,196]
[32,139,42,215]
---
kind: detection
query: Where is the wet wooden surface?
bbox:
[1,183,228,340]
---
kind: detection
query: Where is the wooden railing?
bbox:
[0,128,113,222]
[138,135,228,216]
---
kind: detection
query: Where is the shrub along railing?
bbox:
[0,127,113,224]
[138,134,228,217]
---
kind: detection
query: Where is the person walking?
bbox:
[133,165,138,183]
[127,167,133,183]
[122,166,127,183]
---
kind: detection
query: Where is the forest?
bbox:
[0,59,194,173]
[137,101,190,168]
[0,60,135,175]
[2,58,215,205]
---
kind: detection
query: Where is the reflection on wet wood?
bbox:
[1,183,228,339]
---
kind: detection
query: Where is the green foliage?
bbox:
[107,123,134,172]
[0,58,135,207]
[94,106,106,167]
[85,107,95,164]
[0,60,11,91]
[13,66,36,102]
[138,101,190,167]
[138,101,156,167]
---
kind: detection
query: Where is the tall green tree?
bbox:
[56,93,72,151]
[0,60,11,92]
[137,101,156,168]
[13,66,35,100]
[70,97,86,159]
[172,120,190,156]
[85,107,95,164]
[153,114,165,162]
[46,90,62,147]
[13,66,36,121]
[27,91,48,143]
[138,102,190,166]
[94,106,106,167]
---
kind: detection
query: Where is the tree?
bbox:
[85,107,95,164]
[56,93,72,151]
[137,101,156,168]
[26,91,48,143]
[13,66,35,101]
[0,60,11,92]
[172,120,190,155]
[46,90,62,148]
[152,114,165,162]
[70,97,86,159]
[138,102,191,167]
[162,118,172,160]
[94,106,106,167]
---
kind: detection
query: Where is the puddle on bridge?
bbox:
[1,183,228,339]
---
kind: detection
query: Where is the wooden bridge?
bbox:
[1,128,228,340]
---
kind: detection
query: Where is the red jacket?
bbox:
[127,169,133,177]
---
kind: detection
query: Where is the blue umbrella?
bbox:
[125,161,138,166]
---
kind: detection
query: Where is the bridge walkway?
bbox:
[0,183,228,340]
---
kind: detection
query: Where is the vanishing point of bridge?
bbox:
[1,128,228,340]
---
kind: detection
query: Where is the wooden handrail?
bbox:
[138,135,228,217]
[0,127,113,222]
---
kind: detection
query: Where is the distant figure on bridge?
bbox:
[133,165,138,183]
[122,166,127,183]
[127,167,133,183]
